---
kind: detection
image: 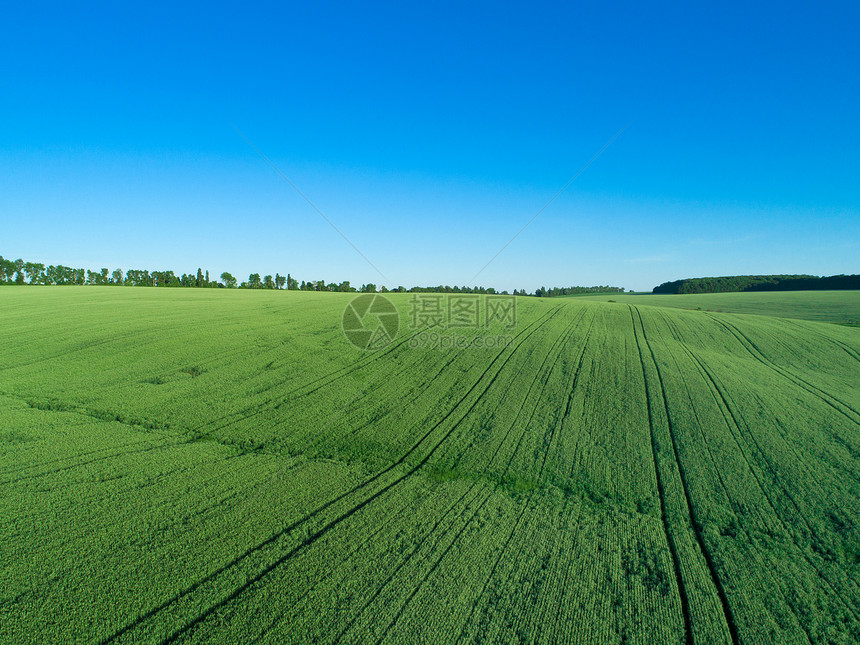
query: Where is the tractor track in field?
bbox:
[0,438,180,487]
[0,434,154,476]
[0,391,174,438]
[5,451,239,528]
[629,306,695,645]
[248,481,437,644]
[636,306,742,645]
[556,308,600,486]
[277,328,431,403]
[0,327,152,372]
[634,323,737,643]
[703,369,860,621]
[707,315,860,426]
[327,305,585,643]
[781,318,860,365]
[670,327,860,618]
[192,324,431,435]
[9,458,194,505]
[371,488,496,645]
[99,305,563,644]
[249,494,422,643]
[198,326,450,449]
[538,308,596,480]
[342,350,466,439]
[657,313,845,638]
[446,308,589,641]
[720,315,860,421]
[491,306,587,475]
[633,306,742,645]
[438,304,587,477]
[492,307,590,484]
[660,312,840,515]
[320,483,487,643]
[189,328,425,437]
[335,485,493,644]
[8,293,860,644]
[386,307,587,641]
[155,306,563,645]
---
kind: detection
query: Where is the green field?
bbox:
[2,288,859,644]
[578,290,860,325]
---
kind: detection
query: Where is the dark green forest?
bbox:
[652,274,860,294]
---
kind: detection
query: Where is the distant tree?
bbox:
[152,270,177,286]
[248,273,262,289]
[287,273,298,290]
[111,268,124,285]
[275,273,286,289]
[14,259,25,284]
[45,265,60,285]
[220,272,237,288]
[205,269,210,286]
[263,274,274,289]
[23,262,45,284]
[0,256,11,283]
[360,283,377,293]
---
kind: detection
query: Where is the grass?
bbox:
[578,289,860,325]
[1,287,858,643]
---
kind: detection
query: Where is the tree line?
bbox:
[531,285,625,298]
[0,256,297,290]
[0,254,625,296]
[652,274,860,294]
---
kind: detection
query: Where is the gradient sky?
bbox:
[2,1,858,291]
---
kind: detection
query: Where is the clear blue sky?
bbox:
[2,1,858,291]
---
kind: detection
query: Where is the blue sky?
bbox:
[2,1,858,291]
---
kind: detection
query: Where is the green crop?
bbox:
[578,289,860,325]
[1,287,858,643]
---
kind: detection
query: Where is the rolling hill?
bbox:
[579,290,860,326]
[1,288,858,644]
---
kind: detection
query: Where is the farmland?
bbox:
[1,287,859,644]
[578,290,860,326]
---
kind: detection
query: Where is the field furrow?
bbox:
[1,289,857,644]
